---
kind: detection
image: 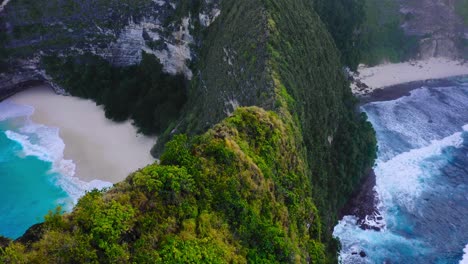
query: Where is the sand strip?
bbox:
[9,85,156,183]
[352,57,468,96]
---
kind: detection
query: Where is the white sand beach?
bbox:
[352,57,468,95]
[9,85,156,183]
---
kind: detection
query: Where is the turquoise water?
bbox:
[0,100,112,239]
[0,101,82,239]
[0,128,68,238]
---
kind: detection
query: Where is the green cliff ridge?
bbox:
[166,0,376,257]
[0,0,377,262]
[2,107,327,263]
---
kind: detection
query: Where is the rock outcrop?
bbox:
[0,60,65,101]
[0,0,221,95]
[399,0,467,59]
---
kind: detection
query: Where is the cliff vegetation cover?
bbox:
[42,52,187,135]
[0,0,377,262]
[2,108,331,263]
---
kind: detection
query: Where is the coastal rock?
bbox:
[419,36,459,59]
[15,223,45,246]
[340,170,385,231]
[0,59,68,101]
[0,236,11,248]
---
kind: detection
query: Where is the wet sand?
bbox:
[9,85,156,183]
[352,57,468,96]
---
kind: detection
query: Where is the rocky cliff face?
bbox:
[170,0,272,137]
[156,1,377,256]
[398,0,467,59]
[0,0,220,94]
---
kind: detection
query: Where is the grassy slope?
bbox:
[162,0,273,139]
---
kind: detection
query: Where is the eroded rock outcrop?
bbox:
[399,0,467,59]
[0,0,221,95]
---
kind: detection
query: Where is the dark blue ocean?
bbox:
[334,77,468,263]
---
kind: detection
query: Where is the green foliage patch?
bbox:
[315,0,420,66]
[358,0,419,65]
[265,0,377,261]
[456,0,468,25]
[1,107,329,263]
[313,0,366,70]
[43,52,187,135]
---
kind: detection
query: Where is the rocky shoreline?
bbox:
[0,223,45,249]
[0,79,43,101]
[341,75,468,232]
[339,169,383,231]
[360,75,467,104]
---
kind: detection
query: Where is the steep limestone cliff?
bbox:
[0,0,220,93]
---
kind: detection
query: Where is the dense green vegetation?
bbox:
[1,0,160,60]
[358,0,419,65]
[156,0,272,146]
[457,0,468,25]
[153,0,377,261]
[313,0,366,70]
[1,0,377,262]
[43,53,187,134]
[1,108,333,263]
[315,0,420,66]
[265,0,377,258]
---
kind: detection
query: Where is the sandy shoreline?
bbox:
[9,85,156,183]
[352,57,468,96]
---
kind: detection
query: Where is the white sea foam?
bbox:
[334,215,428,264]
[460,244,468,264]
[2,101,112,207]
[364,86,468,161]
[0,101,34,122]
[337,82,468,262]
[375,124,467,212]
[334,124,468,263]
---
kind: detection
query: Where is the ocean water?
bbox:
[0,101,111,239]
[334,77,468,263]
